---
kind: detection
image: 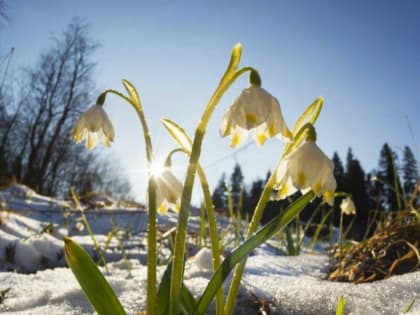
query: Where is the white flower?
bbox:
[153,167,183,214]
[274,141,337,206]
[75,221,85,232]
[340,197,356,215]
[72,104,115,149]
[221,86,292,148]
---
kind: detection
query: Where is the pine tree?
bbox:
[344,148,369,237]
[378,143,403,210]
[212,172,226,209]
[332,152,345,192]
[402,145,419,205]
[230,163,245,210]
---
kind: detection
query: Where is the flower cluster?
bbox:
[222,86,337,206]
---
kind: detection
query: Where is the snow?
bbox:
[0,184,419,314]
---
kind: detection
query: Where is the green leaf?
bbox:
[403,299,416,314]
[285,227,296,255]
[157,260,197,315]
[161,118,193,152]
[335,295,346,315]
[121,79,141,108]
[309,208,332,248]
[181,283,197,315]
[227,43,242,73]
[284,97,323,154]
[64,237,126,315]
[156,261,172,315]
[194,192,314,314]
[292,96,323,135]
[0,287,10,304]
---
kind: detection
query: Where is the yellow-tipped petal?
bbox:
[323,190,334,206]
[230,133,242,148]
[87,133,95,149]
[296,172,306,187]
[278,184,289,199]
[283,127,293,140]
[159,201,168,214]
[313,181,322,196]
[256,133,267,146]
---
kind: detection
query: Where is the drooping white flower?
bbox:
[275,141,337,205]
[72,104,115,149]
[75,221,85,232]
[152,167,183,214]
[221,86,292,148]
[340,196,356,215]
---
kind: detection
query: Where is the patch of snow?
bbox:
[0,185,419,314]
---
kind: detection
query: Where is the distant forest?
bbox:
[211,144,419,240]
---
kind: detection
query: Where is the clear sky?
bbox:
[1,1,420,203]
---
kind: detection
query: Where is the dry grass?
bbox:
[328,210,420,283]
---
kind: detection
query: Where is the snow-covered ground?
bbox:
[0,185,419,314]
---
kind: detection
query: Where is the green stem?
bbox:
[224,172,276,315]
[197,165,225,315]
[339,211,344,264]
[165,147,225,314]
[168,64,256,314]
[101,87,156,315]
[225,120,310,314]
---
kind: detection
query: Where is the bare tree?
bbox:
[1,19,132,199]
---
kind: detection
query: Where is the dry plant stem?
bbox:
[168,65,255,315]
[101,89,157,315]
[70,188,109,273]
[339,211,344,264]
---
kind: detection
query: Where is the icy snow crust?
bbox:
[0,185,419,314]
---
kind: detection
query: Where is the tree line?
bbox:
[212,144,419,239]
[0,20,131,199]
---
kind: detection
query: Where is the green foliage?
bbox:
[335,296,346,315]
[194,192,314,314]
[64,238,126,315]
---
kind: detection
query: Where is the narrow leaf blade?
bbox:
[335,295,346,315]
[64,237,126,315]
[156,261,172,315]
[181,283,197,315]
[121,79,141,108]
[161,118,193,152]
[194,192,314,314]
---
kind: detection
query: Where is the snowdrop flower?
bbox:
[340,197,356,215]
[152,167,183,214]
[275,141,337,206]
[72,104,115,149]
[221,86,292,148]
[75,221,85,232]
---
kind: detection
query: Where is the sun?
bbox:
[149,161,166,178]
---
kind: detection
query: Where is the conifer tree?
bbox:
[402,145,419,205]
[344,148,369,236]
[378,143,403,210]
[212,172,226,209]
[230,163,245,210]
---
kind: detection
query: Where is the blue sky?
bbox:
[1,1,420,203]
